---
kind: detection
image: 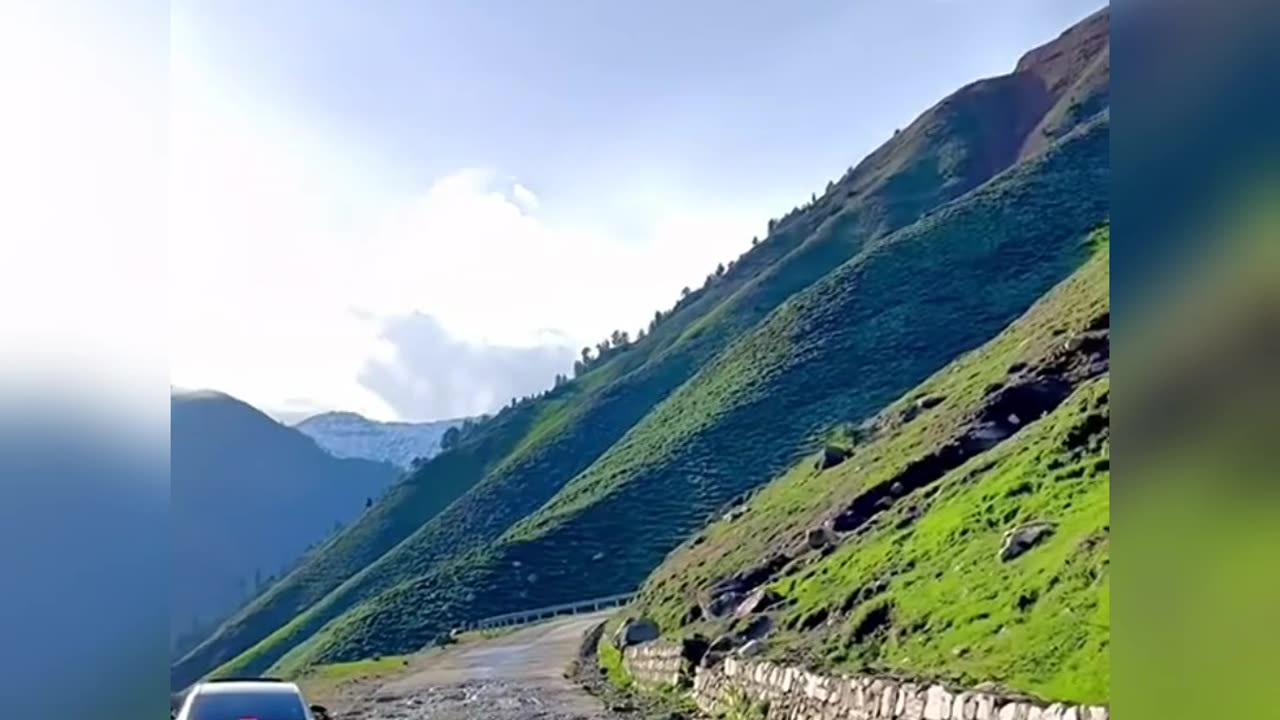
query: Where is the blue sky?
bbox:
[169,0,1107,421]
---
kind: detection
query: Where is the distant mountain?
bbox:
[170,390,399,659]
[294,411,465,469]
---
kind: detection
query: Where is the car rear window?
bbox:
[189,689,308,720]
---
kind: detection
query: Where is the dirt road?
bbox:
[315,612,625,720]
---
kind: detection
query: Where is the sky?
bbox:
[169,0,1107,422]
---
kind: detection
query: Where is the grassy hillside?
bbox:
[177,8,1111,687]
[271,109,1109,674]
[629,241,1110,704]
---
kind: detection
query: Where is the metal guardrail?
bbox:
[455,592,636,633]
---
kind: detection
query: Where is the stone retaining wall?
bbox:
[690,655,1109,720]
[621,640,694,689]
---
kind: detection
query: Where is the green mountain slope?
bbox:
[278,108,1108,673]
[176,7,1110,687]
[628,239,1110,704]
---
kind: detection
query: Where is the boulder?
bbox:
[612,617,660,649]
[738,615,772,642]
[999,521,1056,561]
[704,590,745,619]
[734,588,781,617]
[916,395,946,410]
[700,650,727,668]
[806,526,832,549]
[737,639,766,657]
[708,634,737,654]
[815,445,852,471]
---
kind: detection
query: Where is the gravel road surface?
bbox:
[316,612,627,720]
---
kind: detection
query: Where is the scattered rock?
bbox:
[700,650,727,668]
[737,639,766,657]
[703,553,791,618]
[815,445,852,471]
[612,617,660,649]
[722,506,749,523]
[916,395,945,410]
[806,526,832,550]
[734,587,782,617]
[738,615,772,642]
[709,634,737,652]
[999,521,1056,561]
[703,591,745,619]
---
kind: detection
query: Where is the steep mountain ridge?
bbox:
[173,7,1110,688]
[170,390,398,657]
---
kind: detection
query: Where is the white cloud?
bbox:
[511,183,540,213]
[169,58,766,420]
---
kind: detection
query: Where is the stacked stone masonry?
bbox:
[623,641,1108,720]
[621,641,693,689]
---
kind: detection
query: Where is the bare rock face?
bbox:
[999,521,1056,561]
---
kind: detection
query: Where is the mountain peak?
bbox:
[1015,6,1110,98]
[293,412,466,468]
[296,410,370,426]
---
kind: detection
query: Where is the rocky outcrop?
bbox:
[703,553,792,618]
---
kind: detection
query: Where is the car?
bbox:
[173,678,331,720]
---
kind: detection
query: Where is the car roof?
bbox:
[196,680,301,695]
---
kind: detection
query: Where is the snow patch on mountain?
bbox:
[294,411,466,468]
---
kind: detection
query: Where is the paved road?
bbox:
[320,612,624,720]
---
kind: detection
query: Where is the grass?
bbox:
[181,16,1110,688]
[596,619,633,690]
[632,242,1110,704]
[718,688,771,720]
